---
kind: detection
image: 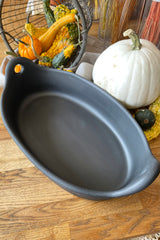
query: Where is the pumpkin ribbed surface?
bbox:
[18,36,42,60]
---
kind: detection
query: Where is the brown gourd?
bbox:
[38,13,77,52]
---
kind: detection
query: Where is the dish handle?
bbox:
[122,154,160,197]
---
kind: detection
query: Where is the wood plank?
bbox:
[0,193,143,236]
[0,139,32,171]
[0,166,74,211]
[70,209,160,240]
[0,223,70,240]
[149,136,160,160]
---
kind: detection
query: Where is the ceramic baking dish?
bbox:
[1,57,160,200]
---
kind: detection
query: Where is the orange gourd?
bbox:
[18,35,42,60]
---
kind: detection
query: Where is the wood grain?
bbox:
[0,23,160,240]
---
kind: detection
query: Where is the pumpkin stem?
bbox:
[24,30,42,60]
[123,29,142,50]
[26,11,32,24]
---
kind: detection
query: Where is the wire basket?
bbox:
[0,0,92,67]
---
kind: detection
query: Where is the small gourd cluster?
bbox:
[9,2,82,70]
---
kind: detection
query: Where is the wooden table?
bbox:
[0,23,160,240]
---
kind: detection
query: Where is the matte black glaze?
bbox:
[1,57,160,200]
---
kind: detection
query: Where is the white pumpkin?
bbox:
[92,29,160,109]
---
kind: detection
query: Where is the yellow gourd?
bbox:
[38,13,77,52]
[25,12,48,38]
[25,23,48,38]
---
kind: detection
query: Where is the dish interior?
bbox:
[18,92,131,191]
